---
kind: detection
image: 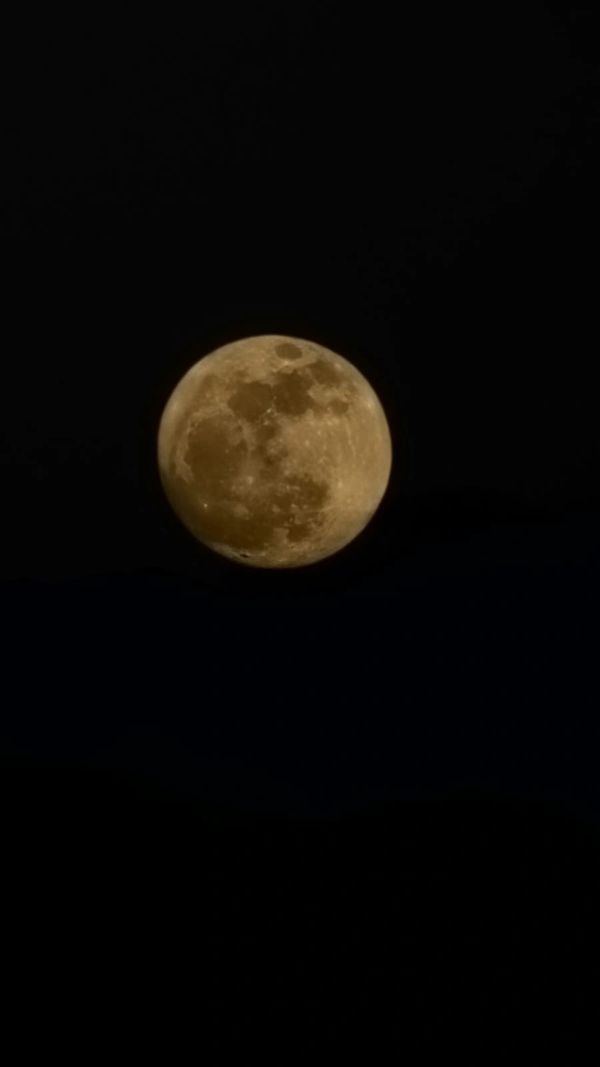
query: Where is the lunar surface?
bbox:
[157,335,393,568]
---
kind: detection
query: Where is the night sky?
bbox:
[2,5,600,1055]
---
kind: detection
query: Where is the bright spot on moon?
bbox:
[157,335,393,568]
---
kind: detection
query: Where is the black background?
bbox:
[2,4,600,1055]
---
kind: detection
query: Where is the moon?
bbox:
[157,335,393,568]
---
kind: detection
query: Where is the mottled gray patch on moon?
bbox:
[255,420,278,446]
[270,368,314,417]
[227,380,274,422]
[308,359,341,387]
[275,341,303,360]
[327,398,350,415]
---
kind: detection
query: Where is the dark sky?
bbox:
[2,5,600,1054]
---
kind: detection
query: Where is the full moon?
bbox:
[157,335,393,568]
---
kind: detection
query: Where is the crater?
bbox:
[275,341,303,361]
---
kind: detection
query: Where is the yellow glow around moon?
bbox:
[157,335,393,568]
